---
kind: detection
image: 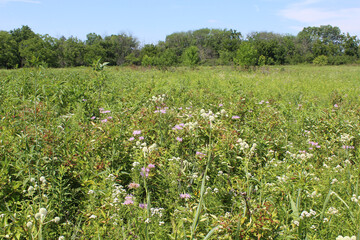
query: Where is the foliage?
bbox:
[0,25,359,69]
[2,66,360,239]
[313,55,329,65]
[182,46,200,67]
[233,42,258,68]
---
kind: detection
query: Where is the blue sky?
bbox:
[1,0,359,44]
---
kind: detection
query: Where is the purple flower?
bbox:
[122,195,134,205]
[133,130,141,135]
[107,116,113,119]
[82,99,87,102]
[140,167,150,178]
[147,164,155,169]
[232,115,240,119]
[196,152,206,158]
[129,137,135,141]
[219,104,223,107]
[176,137,183,142]
[172,125,183,130]
[101,110,111,114]
[139,136,144,140]
[180,193,191,199]
[139,203,147,209]
[334,104,339,108]
[101,119,108,123]
[91,116,96,120]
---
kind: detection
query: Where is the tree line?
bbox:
[0,25,359,69]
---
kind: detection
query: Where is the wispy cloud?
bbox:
[0,0,40,4]
[279,0,360,34]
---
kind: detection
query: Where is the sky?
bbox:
[1,0,359,44]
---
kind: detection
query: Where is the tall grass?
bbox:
[1,65,360,239]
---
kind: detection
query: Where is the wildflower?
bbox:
[53,217,60,223]
[196,151,206,158]
[123,195,134,205]
[39,208,47,218]
[147,164,155,169]
[101,119,107,123]
[133,130,141,135]
[159,221,165,225]
[140,167,150,178]
[26,221,33,228]
[28,186,35,194]
[336,236,356,240]
[292,220,299,226]
[328,207,339,215]
[91,116,96,120]
[58,236,65,240]
[219,104,223,107]
[88,190,94,194]
[101,110,111,114]
[132,162,140,167]
[128,182,140,189]
[334,104,339,108]
[139,136,144,140]
[145,218,150,223]
[139,203,147,209]
[176,137,183,142]
[129,137,135,141]
[39,176,46,184]
[180,193,191,199]
[107,116,113,119]
[89,215,97,219]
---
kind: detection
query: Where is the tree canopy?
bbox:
[0,25,358,69]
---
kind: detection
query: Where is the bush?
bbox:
[313,55,328,65]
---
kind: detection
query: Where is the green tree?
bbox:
[182,46,200,67]
[0,31,18,68]
[103,33,139,65]
[19,34,57,67]
[233,42,258,68]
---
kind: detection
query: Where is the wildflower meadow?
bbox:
[1,65,360,239]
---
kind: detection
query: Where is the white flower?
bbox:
[89,215,97,219]
[328,207,339,215]
[39,176,46,184]
[88,190,95,195]
[292,220,299,226]
[58,236,65,240]
[26,221,33,228]
[53,217,60,223]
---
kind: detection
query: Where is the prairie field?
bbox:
[1,65,360,239]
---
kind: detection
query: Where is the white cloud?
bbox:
[0,0,40,4]
[279,0,360,35]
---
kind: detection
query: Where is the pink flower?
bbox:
[176,137,183,142]
[133,130,141,135]
[122,195,134,205]
[139,136,144,140]
[334,104,339,108]
[139,203,147,209]
[180,193,191,199]
[128,182,140,189]
[232,115,240,119]
[91,116,96,120]
[129,137,135,141]
[140,167,150,178]
[147,164,155,169]
[101,119,108,123]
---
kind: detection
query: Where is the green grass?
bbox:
[1,65,360,239]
